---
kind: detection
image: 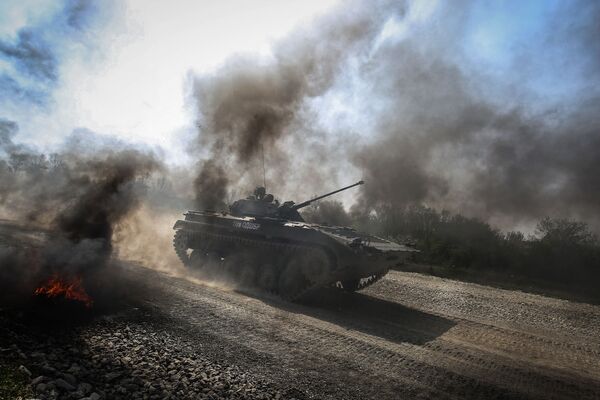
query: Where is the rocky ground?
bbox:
[2,219,600,399]
[3,263,600,400]
[0,308,293,400]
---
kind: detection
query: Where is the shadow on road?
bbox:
[244,288,456,346]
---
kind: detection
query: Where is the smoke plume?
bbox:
[188,0,600,231]
[189,1,400,208]
[0,120,160,307]
[302,200,353,226]
[348,1,600,230]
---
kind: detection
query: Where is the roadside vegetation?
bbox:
[0,363,33,400]
[304,202,600,302]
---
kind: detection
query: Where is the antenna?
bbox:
[261,143,266,190]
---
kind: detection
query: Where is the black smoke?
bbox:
[349,1,600,230]
[188,0,600,231]
[0,120,160,308]
[301,200,352,226]
[193,159,229,210]
[189,1,401,207]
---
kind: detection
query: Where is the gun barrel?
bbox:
[292,180,364,210]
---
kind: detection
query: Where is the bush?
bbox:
[346,205,600,290]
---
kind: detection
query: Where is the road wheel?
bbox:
[278,258,311,301]
[173,230,192,266]
[189,249,212,270]
[257,263,278,293]
[338,279,361,292]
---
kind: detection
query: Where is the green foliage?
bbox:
[352,205,600,290]
[0,364,33,400]
[536,217,597,245]
[529,217,600,283]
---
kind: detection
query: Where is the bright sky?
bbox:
[1,0,340,162]
[0,0,590,164]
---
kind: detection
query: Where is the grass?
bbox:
[0,363,33,400]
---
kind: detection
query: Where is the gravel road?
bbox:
[2,221,600,399]
[118,265,600,400]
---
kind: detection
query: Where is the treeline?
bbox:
[304,202,600,293]
[0,151,169,191]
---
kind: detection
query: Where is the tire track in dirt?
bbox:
[373,272,600,345]
[127,265,600,399]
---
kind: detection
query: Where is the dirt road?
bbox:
[2,218,600,399]
[122,263,600,400]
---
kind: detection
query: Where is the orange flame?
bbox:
[34,275,93,308]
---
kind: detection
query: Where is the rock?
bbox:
[48,388,59,399]
[67,363,81,374]
[61,372,77,385]
[31,351,47,359]
[68,391,82,399]
[87,393,101,400]
[53,378,76,391]
[78,382,93,395]
[31,375,47,386]
[41,365,57,375]
[124,383,139,392]
[105,371,122,382]
[11,344,27,359]
[18,364,32,377]
[35,382,47,393]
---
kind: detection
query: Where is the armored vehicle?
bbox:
[173,181,416,300]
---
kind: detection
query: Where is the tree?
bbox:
[536,217,597,246]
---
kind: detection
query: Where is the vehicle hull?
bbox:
[173,211,416,299]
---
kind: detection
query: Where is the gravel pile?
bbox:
[0,310,293,400]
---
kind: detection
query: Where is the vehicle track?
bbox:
[124,265,600,400]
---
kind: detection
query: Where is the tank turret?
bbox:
[230,180,364,221]
[229,186,280,218]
